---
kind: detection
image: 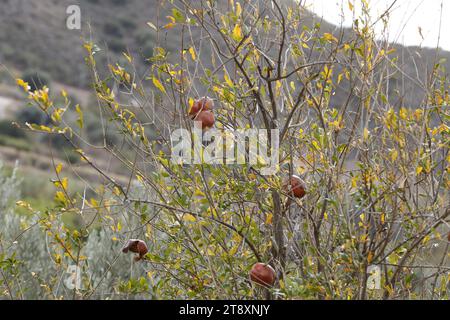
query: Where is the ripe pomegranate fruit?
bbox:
[284,175,306,199]
[194,110,215,130]
[249,263,276,287]
[188,96,214,119]
[122,239,148,261]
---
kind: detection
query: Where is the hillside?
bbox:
[0,0,165,88]
[0,0,448,100]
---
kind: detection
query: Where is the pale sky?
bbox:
[304,0,450,51]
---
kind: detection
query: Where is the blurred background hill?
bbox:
[0,0,163,88]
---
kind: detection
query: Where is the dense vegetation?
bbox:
[0,0,449,300]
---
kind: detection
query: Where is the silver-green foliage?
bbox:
[0,164,151,299]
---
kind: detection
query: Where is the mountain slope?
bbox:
[0,0,448,103]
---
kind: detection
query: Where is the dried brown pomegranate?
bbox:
[122,239,148,261]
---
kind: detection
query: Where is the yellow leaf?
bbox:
[363,127,369,140]
[61,177,68,190]
[224,69,233,87]
[163,16,176,29]
[83,42,92,53]
[188,97,195,109]
[236,2,242,16]
[51,108,64,123]
[183,214,197,222]
[16,78,30,92]
[76,104,83,129]
[399,107,408,120]
[54,254,62,264]
[312,140,320,151]
[194,189,205,197]
[188,47,196,60]
[323,33,338,42]
[55,191,67,205]
[152,77,166,93]
[90,198,99,208]
[390,149,398,162]
[232,24,243,41]
[387,48,397,55]
[27,124,52,133]
[275,80,282,92]
[122,52,132,63]
[163,22,175,29]
[113,186,121,196]
[414,109,423,121]
[416,166,423,175]
[229,244,238,256]
[351,176,358,188]
[348,1,354,11]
